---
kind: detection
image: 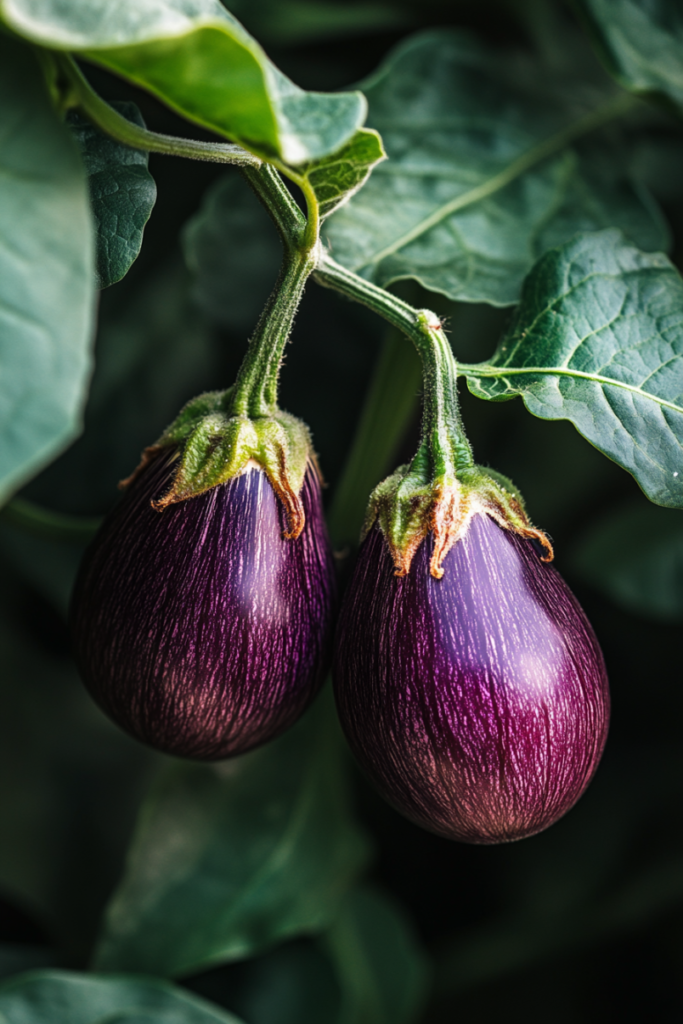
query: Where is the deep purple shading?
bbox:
[333,515,610,843]
[71,452,336,759]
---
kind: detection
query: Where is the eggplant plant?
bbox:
[0,0,682,1021]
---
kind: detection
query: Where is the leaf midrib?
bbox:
[460,363,683,415]
[352,92,637,273]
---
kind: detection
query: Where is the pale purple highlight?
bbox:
[333,514,610,843]
[71,451,336,759]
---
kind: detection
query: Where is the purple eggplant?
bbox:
[71,449,336,760]
[333,513,610,844]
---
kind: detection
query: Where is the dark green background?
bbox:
[1,1,682,1021]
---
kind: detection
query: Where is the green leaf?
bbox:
[0,0,367,166]
[0,970,245,1023]
[182,173,282,331]
[324,30,668,305]
[302,128,385,219]
[571,498,683,621]
[323,886,430,1024]
[93,692,371,977]
[0,34,95,505]
[68,103,157,288]
[463,230,683,508]
[577,0,683,114]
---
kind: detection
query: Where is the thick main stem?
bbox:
[229,245,317,418]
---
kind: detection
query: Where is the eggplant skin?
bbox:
[333,515,610,844]
[71,452,336,760]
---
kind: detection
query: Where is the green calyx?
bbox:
[362,311,552,578]
[366,459,553,579]
[122,235,320,540]
[123,390,314,540]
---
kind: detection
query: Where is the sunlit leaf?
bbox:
[463,230,683,507]
[68,102,157,288]
[94,692,371,976]
[303,128,385,219]
[0,34,95,506]
[0,0,366,166]
[324,30,668,305]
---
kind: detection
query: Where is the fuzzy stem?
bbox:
[55,52,261,166]
[229,245,318,418]
[317,256,473,484]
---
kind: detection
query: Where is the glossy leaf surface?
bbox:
[0,970,244,1023]
[464,230,683,507]
[94,693,370,976]
[0,0,366,165]
[324,30,667,305]
[577,0,683,113]
[324,886,430,1024]
[572,498,683,621]
[0,35,94,506]
[69,103,156,288]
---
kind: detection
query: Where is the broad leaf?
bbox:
[0,0,366,166]
[323,886,430,1024]
[0,971,245,1023]
[324,30,668,305]
[182,173,282,331]
[68,103,157,288]
[303,128,385,219]
[571,498,683,621]
[0,34,94,506]
[464,230,683,508]
[94,692,371,976]
[577,0,683,114]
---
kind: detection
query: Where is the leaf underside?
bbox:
[464,230,683,508]
[0,34,94,506]
[324,30,668,305]
[0,0,366,166]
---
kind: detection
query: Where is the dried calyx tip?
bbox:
[119,390,315,541]
[366,464,553,579]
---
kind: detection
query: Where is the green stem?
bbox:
[241,163,306,250]
[55,52,260,167]
[317,255,473,483]
[0,498,101,542]
[230,245,317,417]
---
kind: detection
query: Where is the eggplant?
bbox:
[71,449,336,759]
[333,513,610,843]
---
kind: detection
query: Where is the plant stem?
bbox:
[56,53,260,166]
[241,163,306,249]
[0,498,101,542]
[229,245,318,417]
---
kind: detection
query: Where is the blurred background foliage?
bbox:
[1,0,683,1021]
